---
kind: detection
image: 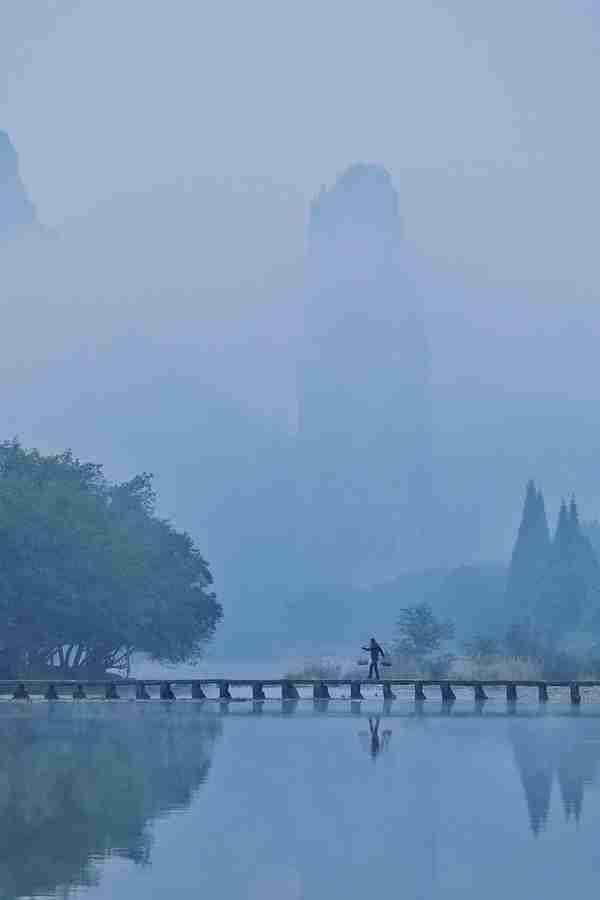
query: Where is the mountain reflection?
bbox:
[0,704,220,899]
[510,718,600,834]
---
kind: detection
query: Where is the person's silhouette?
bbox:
[362,637,386,679]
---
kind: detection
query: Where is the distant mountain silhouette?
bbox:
[299,163,431,584]
[0,131,39,241]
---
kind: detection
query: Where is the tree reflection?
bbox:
[511,718,600,834]
[0,704,220,899]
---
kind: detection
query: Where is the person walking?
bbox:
[362,637,386,679]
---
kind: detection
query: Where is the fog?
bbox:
[2,2,600,650]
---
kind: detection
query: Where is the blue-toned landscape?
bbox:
[3,3,600,897]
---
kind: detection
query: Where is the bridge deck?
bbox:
[1,678,599,687]
[0,675,600,689]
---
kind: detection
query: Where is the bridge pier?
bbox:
[6,676,594,706]
[351,681,364,700]
[160,681,175,700]
[282,680,300,700]
[383,681,395,700]
[314,681,331,700]
[218,681,232,701]
[415,682,427,701]
[440,682,456,703]
[192,682,207,700]
[136,682,150,700]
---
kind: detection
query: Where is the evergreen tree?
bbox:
[506,481,551,622]
[541,496,600,641]
[536,487,550,546]
[569,496,579,528]
[554,498,571,554]
[570,497,600,597]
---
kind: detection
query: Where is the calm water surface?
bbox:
[2,699,600,899]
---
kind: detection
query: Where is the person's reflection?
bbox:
[359,716,392,760]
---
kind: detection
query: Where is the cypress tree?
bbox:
[554,498,571,556]
[541,496,599,640]
[568,496,600,588]
[569,496,579,529]
[537,488,550,546]
[506,481,551,622]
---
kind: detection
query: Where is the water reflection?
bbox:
[3,703,600,899]
[0,704,220,900]
[510,717,600,834]
[358,716,392,760]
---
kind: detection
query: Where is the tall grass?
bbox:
[284,659,343,680]
[453,657,542,681]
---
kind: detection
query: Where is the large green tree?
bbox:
[0,440,221,676]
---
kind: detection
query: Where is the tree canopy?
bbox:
[393,602,455,676]
[0,440,222,677]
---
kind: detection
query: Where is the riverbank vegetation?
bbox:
[287,482,600,682]
[0,440,222,678]
[385,483,600,680]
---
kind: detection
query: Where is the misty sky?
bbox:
[2,1,600,574]
[1,1,598,286]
